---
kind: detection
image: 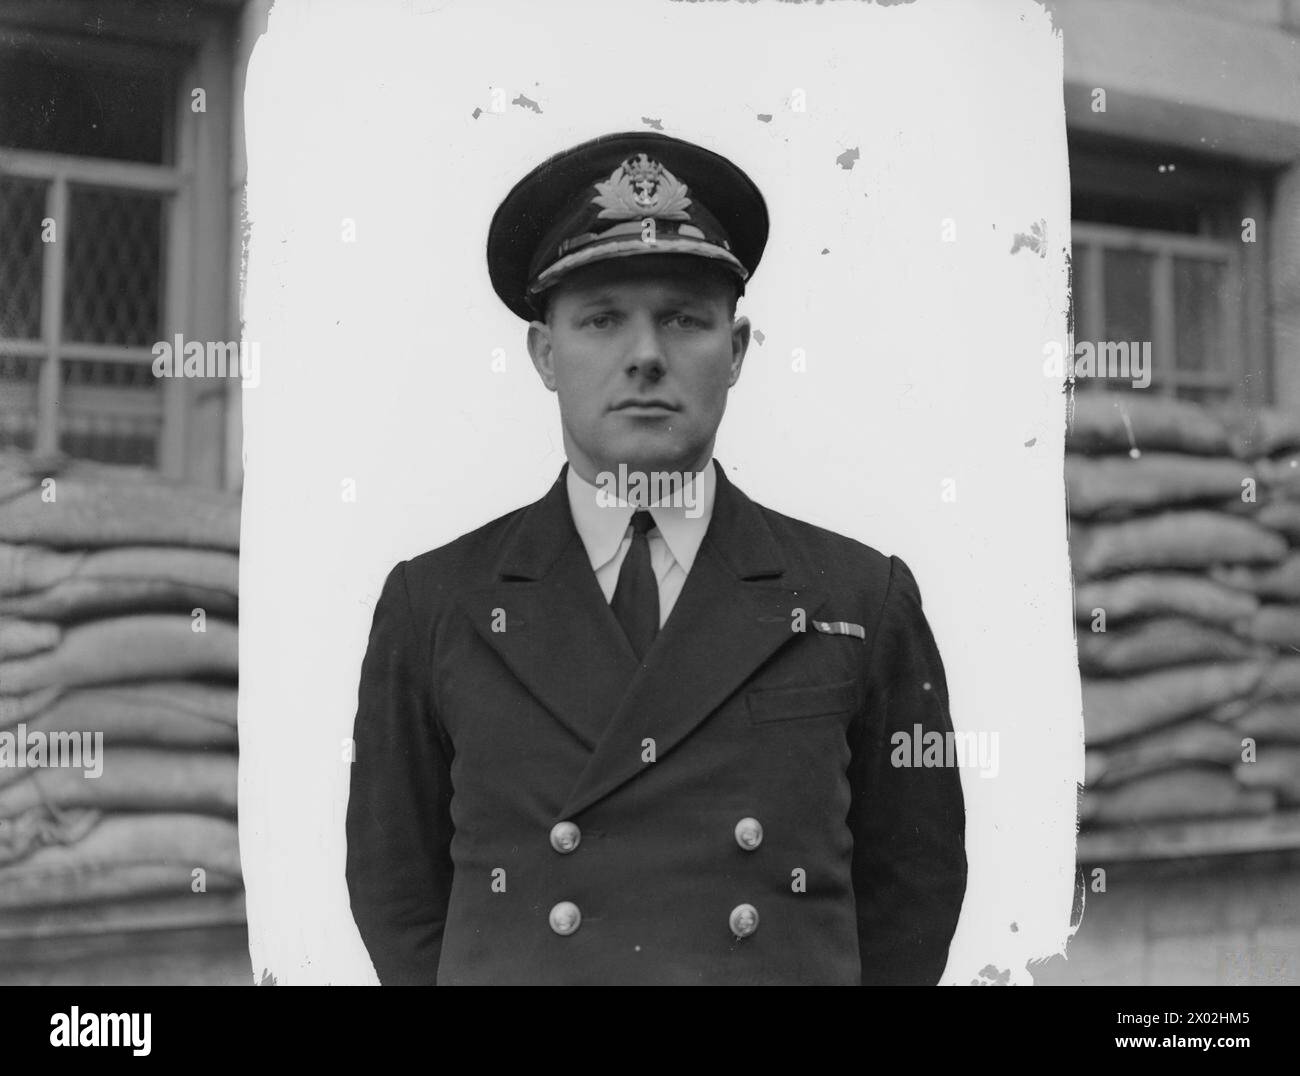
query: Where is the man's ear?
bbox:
[527,320,558,392]
[728,315,751,387]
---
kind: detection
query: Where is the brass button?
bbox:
[734,817,763,851]
[729,903,759,939]
[549,901,581,936]
[550,821,581,854]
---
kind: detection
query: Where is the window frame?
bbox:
[0,151,186,473]
[1068,133,1276,410]
[1070,220,1243,399]
[0,18,234,483]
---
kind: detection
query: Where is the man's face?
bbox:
[526,256,750,482]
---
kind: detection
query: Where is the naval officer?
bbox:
[346,131,967,985]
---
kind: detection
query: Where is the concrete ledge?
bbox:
[1079,810,1300,862]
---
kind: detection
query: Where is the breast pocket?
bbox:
[746,678,858,725]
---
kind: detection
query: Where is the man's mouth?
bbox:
[611,399,679,413]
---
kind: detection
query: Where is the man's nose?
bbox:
[625,316,666,380]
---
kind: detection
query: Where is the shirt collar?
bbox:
[566,460,717,574]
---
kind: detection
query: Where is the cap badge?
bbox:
[594,154,692,221]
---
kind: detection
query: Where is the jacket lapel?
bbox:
[557,466,828,820]
[459,467,639,749]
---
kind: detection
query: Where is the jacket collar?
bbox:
[496,460,788,584]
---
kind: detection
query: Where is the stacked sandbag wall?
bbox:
[1068,394,1300,831]
[0,454,242,938]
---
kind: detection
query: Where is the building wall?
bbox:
[1052,0,1300,414]
[1048,0,1300,984]
[1036,853,1300,985]
[1054,0,1300,159]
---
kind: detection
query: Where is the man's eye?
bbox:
[667,314,702,329]
[584,313,616,329]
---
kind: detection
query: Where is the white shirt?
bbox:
[565,460,717,627]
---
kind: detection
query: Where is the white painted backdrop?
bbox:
[239,0,1080,985]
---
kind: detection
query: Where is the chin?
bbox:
[623,450,703,476]
[597,434,675,467]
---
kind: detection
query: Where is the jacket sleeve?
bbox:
[849,554,967,985]
[345,560,455,985]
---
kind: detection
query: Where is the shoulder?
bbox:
[751,498,894,578]
[746,497,926,614]
[380,501,535,610]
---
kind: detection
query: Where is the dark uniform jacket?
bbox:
[346,464,967,985]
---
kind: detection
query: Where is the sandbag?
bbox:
[1065,453,1252,518]
[1082,662,1263,745]
[0,615,237,693]
[1071,511,1287,578]
[1259,658,1300,698]
[1080,766,1274,826]
[1236,746,1300,806]
[0,545,66,594]
[1212,554,1300,602]
[0,545,239,620]
[0,577,238,621]
[0,812,242,908]
[1236,606,1300,649]
[1259,455,1300,497]
[1227,699,1300,743]
[1088,719,1246,787]
[0,477,240,550]
[0,888,247,939]
[0,687,62,726]
[6,682,237,747]
[0,455,41,502]
[0,545,239,596]
[0,450,161,488]
[0,545,74,595]
[1257,501,1300,542]
[0,619,60,660]
[1077,618,1263,676]
[1227,409,1300,459]
[1075,572,1258,626]
[0,805,101,866]
[1066,394,1230,456]
[0,747,236,814]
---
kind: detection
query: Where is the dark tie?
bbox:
[611,510,659,659]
